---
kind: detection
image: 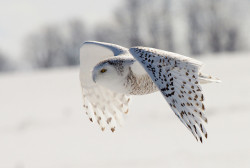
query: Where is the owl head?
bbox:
[92,56,135,93]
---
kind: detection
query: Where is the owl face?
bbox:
[92,57,135,93]
[92,60,126,92]
[92,62,117,81]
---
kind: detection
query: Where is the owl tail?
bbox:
[198,72,221,84]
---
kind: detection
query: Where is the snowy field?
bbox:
[0,53,250,168]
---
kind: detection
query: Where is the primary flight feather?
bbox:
[79,41,220,142]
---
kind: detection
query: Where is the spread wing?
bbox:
[130,47,208,142]
[80,41,130,132]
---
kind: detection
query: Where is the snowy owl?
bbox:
[79,41,220,142]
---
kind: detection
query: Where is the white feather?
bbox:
[80,41,130,132]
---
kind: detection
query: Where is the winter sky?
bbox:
[0,0,121,60]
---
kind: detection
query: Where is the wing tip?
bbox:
[81,41,104,48]
[81,41,128,56]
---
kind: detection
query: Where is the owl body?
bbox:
[80,41,220,142]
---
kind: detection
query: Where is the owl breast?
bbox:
[124,68,158,95]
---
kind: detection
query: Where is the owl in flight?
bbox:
[80,41,220,142]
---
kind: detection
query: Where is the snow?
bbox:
[0,54,250,168]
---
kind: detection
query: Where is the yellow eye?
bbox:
[100,69,107,73]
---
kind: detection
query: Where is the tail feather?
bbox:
[199,73,221,84]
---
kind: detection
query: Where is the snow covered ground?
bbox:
[0,53,250,168]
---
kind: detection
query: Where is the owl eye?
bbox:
[100,69,107,73]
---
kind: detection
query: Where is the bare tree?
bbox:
[225,27,239,52]
[93,0,146,48]
[25,19,87,68]
[147,11,160,48]
[94,23,124,45]
[63,19,87,66]
[206,0,241,52]
[112,0,145,47]
[0,51,12,71]
[206,0,224,53]
[185,0,243,55]
[185,0,207,55]
[161,0,175,51]
[93,0,176,51]
[25,26,64,68]
[127,0,143,46]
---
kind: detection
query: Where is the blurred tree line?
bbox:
[1,0,249,71]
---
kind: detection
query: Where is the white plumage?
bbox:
[79,41,220,142]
